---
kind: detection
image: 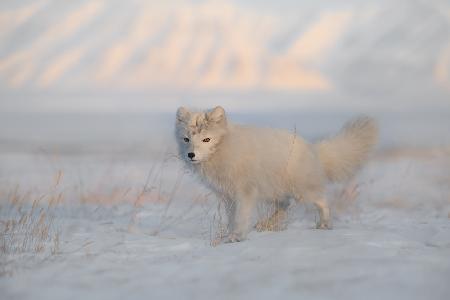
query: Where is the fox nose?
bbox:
[188,152,195,159]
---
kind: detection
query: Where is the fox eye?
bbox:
[202,138,211,143]
[183,137,189,143]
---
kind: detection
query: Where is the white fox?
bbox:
[175,106,378,244]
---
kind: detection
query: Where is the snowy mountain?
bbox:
[0,0,449,112]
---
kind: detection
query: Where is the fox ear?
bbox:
[176,107,190,123]
[206,106,226,124]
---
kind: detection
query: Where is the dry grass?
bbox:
[126,153,187,234]
[0,174,63,276]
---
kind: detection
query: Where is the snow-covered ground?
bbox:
[1,113,449,300]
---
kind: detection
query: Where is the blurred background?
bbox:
[0,0,450,160]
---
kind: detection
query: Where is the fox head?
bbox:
[175,106,228,164]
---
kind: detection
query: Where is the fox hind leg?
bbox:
[294,190,332,230]
[313,197,331,229]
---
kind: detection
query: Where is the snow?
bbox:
[1,114,449,300]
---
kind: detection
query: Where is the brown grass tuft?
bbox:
[0,171,63,276]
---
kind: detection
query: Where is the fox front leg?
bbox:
[211,197,237,247]
[224,190,257,243]
[222,197,236,233]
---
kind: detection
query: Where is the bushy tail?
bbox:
[316,116,378,182]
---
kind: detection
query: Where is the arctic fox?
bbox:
[175,106,378,244]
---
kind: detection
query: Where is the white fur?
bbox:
[175,106,378,243]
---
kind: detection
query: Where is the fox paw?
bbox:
[316,222,332,230]
[224,233,245,244]
[211,233,245,246]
